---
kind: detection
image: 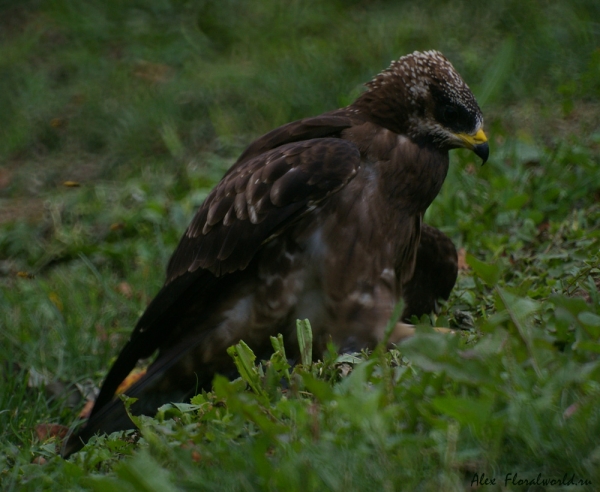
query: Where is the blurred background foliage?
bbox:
[1,0,599,197]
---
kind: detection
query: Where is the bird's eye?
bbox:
[443,106,458,123]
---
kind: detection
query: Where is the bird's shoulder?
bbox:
[166,110,365,283]
[233,108,356,165]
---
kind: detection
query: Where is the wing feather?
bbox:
[206,194,235,227]
[167,137,360,282]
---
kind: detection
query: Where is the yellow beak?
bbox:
[456,128,489,163]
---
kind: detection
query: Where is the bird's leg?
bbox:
[432,327,455,334]
[388,322,456,346]
[388,322,416,344]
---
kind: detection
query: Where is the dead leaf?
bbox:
[35,423,69,441]
[117,281,133,299]
[110,222,125,231]
[537,221,550,233]
[116,368,147,395]
[457,248,469,271]
[78,399,95,419]
[48,291,63,311]
[133,60,172,83]
[50,118,67,128]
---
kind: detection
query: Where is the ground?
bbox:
[1,1,599,490]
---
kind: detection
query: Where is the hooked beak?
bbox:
[455,128,489,164]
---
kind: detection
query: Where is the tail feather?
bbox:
[91,270,210,417]
[62,332,214,457]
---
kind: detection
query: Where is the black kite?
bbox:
[63,50,488,456]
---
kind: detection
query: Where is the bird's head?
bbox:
[353,50,489,163]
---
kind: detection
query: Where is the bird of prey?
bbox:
[63,50,488,456]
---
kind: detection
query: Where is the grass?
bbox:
[1,0,600,490]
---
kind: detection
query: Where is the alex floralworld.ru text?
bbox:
[471,472,592,487]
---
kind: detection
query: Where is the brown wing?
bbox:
[401,223,458,320]
[166,136,360,281]
[89,137,361,418]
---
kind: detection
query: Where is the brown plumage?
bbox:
[63,50,488,456]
